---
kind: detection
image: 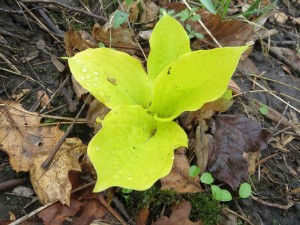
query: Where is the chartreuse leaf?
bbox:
[68,48,152,109]
[150,46,248,122]
[239,183,252,198]
[147,13,191,81]
[211,185,232,202]
[88,105,187,192]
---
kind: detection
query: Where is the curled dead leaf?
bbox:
[208,114,271,190]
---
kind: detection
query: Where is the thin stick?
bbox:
[251,195,294,210]
[223,208,255,225]
[18,1,61,42]
[19,0,108,22]
[247,77,300,114]
[182,0,222,47]
[97,193,128,225]
[39,75,69,113]
[41,94,90,169]
[0,63,53,94]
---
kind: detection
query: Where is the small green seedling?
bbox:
[200,172,252,201]
[200,172,214,184]
[239,183,252,198]
[68,13,247,192]
[175,7,200,22]
[258,104,268,115]
[189,165,201,178]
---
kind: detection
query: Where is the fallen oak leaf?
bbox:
[208,114,271,190]
[30,138,87,205]
[153,201,203,225]
[0,102,64,172]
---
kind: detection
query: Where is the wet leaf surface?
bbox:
[208,114,271,190]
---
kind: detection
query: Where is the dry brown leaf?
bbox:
[30,138,86,205]
[38,199,83,225]
[64,29,97,57]
[92,23,138,55]
[153,201,203,225]
[50,55,65,72]
[194,121,214,173]
[11,89,31,102]
[243,151,261,175]
[139,0,160,25]
[36,90,50,109]
[71,75,92,100]
[86,99,110,129]
[161,147,201,193]
[136,206,149,225]
[164,3,254,47]
[274,12,288,23]
[72,194,110,225]
[0,102,64,172]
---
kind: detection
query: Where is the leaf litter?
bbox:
[1,0,300,225]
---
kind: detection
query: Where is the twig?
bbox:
[39,75,69,113]
[0,67,53,94]
[97,193,128,225]
[223,208,255,225]
[36,7,65,37]
[266,43,300,75]
[18,1,61,42]
[41,94,90,169]
[9,201,55,225]
[0,53,21,73]
[0,102,86,122]
[248,77,300,114]
[182,0,222,48]
[19,0,108,22]
[251,195,294,210]
[0,30,29,42]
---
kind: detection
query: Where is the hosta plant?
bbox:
[68,13,247,192]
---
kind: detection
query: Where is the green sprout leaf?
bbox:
[258,104,268,115]
[189,165,201,178]
[114,10,129,28]
[211,185,232,202]
[150,46,248,122]
[68,48,152,109]
[200,0,217,14]
[147,13,191,81]
[200,172,214,184]
[89,105,187,192]
[239,183,252,198]
[126,0,133,6]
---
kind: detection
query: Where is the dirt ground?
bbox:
[0,0,300,225]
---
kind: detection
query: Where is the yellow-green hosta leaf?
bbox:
[88,105,187,192]
[150,46,248,121]
[147,13,191,81]
[68,48,152,109]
